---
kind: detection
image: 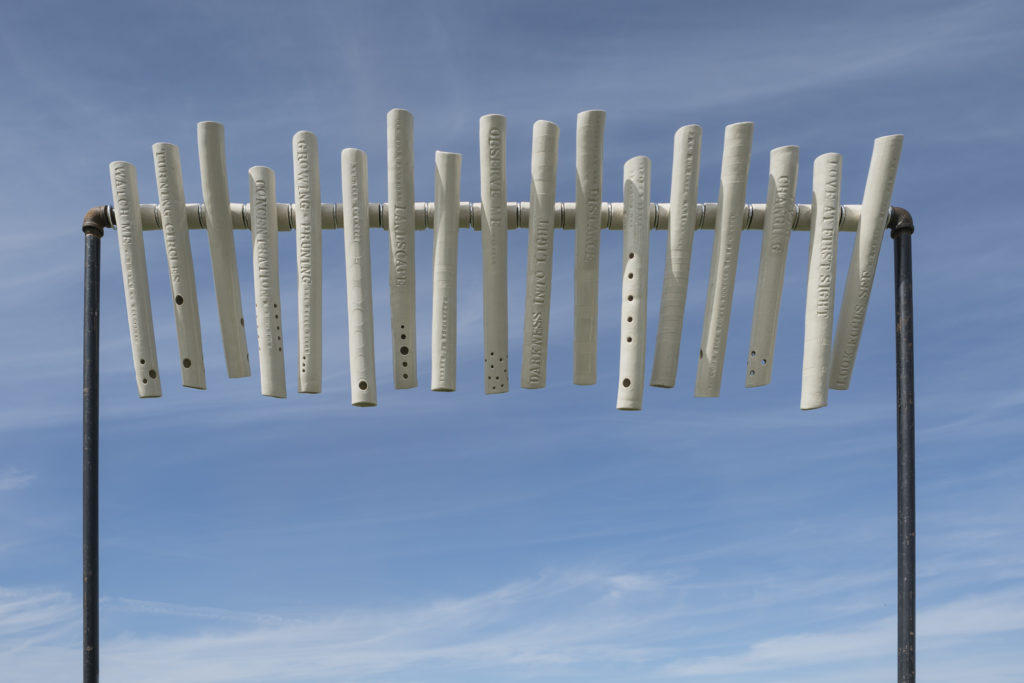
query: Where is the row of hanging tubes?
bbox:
[109,111,902,410]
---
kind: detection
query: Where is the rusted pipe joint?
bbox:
[82,206,113,237]
[888,206,914,237]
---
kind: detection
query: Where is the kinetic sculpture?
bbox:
[104,110,902,411]
[81,109,918,683]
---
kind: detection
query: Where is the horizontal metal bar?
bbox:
[129,202,870,233]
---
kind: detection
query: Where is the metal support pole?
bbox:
[82,207,110,683]
[890,207,915,683]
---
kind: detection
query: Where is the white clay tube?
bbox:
[522,120,559,389]
[110,161,162,398]
[746,145,800,387]
[197,122,250,378]
[386,109,417,389]
[479,114,509,394]
[248,166,286,398]
[650,125,701,388]
[830,134,903,390]
[572,110,605,385]
[152,143,206,389]
[695,122,754,397]
[293,131,322,393]
[432,151,461,392]
[616,156,652,411]
[801,153,842,410]
[341,149,377,406]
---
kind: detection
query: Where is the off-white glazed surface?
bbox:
[153,143,206,390]
[479,114,509,395]
[801,153,842,410]
[110,161,162,398]
[695,122,753,397]
[248,166,286,398]
[746,145,800,388]
[616,156,652,411]
[651,125,701,389]
[386,109,418,390]
[342,149,377,406]
[293,131,322,394]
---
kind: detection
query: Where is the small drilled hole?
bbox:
[148,369,156,378]
[629,252,635,259]
[750,370,755,376]
[402,361,408,367]
[400,346,409,355]
[761,359,767,366]
[175,295,184,305]
[627,272,634,279]
[622,378,631,388]
[750,350,756,357]
[183,358,192,368]
[627,337,632,343]
[142,378,147,384]
[358,380,368,390]
[627,316,633,323]
[402,373,408,379]
[699,349,704,358]
[140,359,145,365]
[627,295,634,302]
[400,334,406,340]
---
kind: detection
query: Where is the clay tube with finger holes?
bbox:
[432,151,461,392]
[650,125,701,388]
[110,161,162,398]
[293,131,322,393]
[522,120,559,389]
[479,114,509,394]
[387,109,418,389]
[153,143,206,389]
[746,145,799,387]
[695,122,753,397]
[249,166,286,398]
[801,153,842,410]
[572,110,605,385]
[617,156,651,410]
[341,148,377,406]
[198,122,250,378]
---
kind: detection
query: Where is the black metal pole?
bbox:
[890,207,915,683]
[82,207,110,683]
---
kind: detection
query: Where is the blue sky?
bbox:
[1,0,1023,681]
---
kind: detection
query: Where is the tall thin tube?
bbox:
[82,214,105,683]
[891,208,915,683]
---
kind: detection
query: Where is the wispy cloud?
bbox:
[2,571,1023,682]
[0,469,34,492]
[661,586,1024,679]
